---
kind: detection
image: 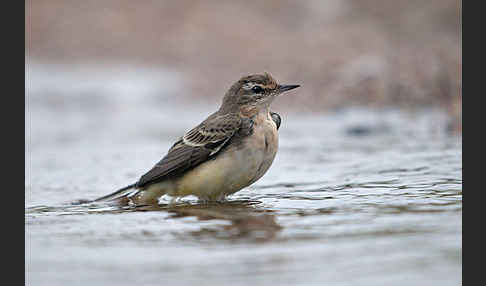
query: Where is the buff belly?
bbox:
[134,113,278,203]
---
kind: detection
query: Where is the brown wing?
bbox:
[135,113,251,188]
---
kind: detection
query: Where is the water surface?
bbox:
[25,64,462,286]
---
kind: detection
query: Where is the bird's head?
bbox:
[220,72,300,114]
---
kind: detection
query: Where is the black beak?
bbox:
[278,84,300,93]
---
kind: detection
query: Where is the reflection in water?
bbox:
[26,66,461,285]
[27,199,283,242]
[140,200,282,242]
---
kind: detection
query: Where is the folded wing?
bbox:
[136,113,251,188]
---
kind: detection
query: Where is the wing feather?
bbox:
[136,113,248,188]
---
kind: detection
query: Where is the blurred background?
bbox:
[26,2,462,286]
[26,0,461,132]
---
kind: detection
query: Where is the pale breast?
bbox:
[173,111,279,200]
[250,112,279,183]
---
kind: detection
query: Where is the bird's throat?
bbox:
[240,103,271,118]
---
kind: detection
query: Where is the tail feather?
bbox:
[93,183,138,202]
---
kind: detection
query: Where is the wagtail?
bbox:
[95,73,300,205]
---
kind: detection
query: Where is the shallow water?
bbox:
[25,63,462,286]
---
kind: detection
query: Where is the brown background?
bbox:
[26,0,461,129]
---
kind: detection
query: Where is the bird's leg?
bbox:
[168,196,178,207]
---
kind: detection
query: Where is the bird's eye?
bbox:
[252,86,263,93]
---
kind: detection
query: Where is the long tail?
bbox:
[92,183,138,203]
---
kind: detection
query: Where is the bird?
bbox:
[94,72,300,206]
